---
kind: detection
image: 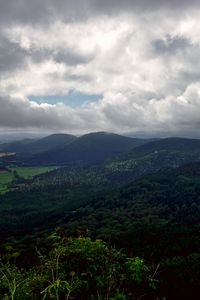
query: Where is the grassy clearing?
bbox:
[10,166,57,179]
[0,171,14,194]
[0,166,57,194]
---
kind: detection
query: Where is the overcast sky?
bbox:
[1,0,200,137]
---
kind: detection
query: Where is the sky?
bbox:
[1,0,200,137]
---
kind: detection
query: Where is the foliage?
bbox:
[0,166,57,194]
[0,236,157,300]
[1,138,200,300]
[0,170,14,194]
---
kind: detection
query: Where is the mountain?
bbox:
[0,132,46,143]
[1,136,200,299]
[33,132,147,165]
[63,160,200,257]
[126,137,200,157]
[2,133,77,154]
[1,157,200,299]
[107,137,200,176]
[0,138,35,152]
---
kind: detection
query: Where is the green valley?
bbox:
[1,133,200,299]
[0,166,57,194]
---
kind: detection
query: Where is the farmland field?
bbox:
[0,171,14,193]
[10,166,57,179]
[0,166,57,194]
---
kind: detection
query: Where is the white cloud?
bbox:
[1,4,200,136]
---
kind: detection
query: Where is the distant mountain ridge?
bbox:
[2,133,200,169]
[106,137,200,178]
[32,132,147,165]
[125,137,200,157]
[1,133,77,154]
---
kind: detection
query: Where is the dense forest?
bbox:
[1,133,200,299]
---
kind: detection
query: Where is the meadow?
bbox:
[0,171,13,193]
[0,166,57,194]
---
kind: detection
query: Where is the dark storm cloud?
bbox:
[90,0,200,14]
[0,96,79,129]
[30,47,95,66]
[0,35,27,73]
[0,0,199,27]
[0,34,93,78]
[0,0,89,25]
[0,96,51,127]
[53,49,95,66]
[153,36,191,55]
[1,0,200,137]
[0,0,50,25]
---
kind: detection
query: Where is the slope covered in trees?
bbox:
[1,136,200,299]
[1,133,77,154]
[32,132,147,165]
[107,137,200,175]
[64,162,200,258]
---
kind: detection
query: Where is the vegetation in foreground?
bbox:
[0,235,159,300]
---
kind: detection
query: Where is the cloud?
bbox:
[153,36,190,56]
[53,48,95,66]
[0,0,200,27]
[0,95,83,130]
[0,34,28,73]
[2,82,200,137]
[1,1,200,137]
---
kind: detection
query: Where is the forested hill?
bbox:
[1,160,200,251]
[63,161,200,256]
[1,135,200,299]
[32,132,147,165]
[2,134,200,170]
[107,137,200,174]
[125,137,200,157]
[1,161,200,298]
[30,135,200,168]
[1,133,77,154]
